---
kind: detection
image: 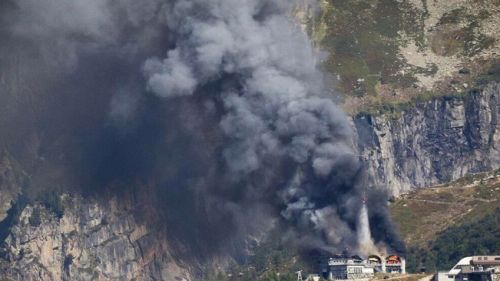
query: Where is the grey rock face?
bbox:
[0,196,192,281]
[355,82,500,196]
[0,150,23,223]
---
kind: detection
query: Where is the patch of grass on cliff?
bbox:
[362,63,499,117]
[438,8,467,25]
[315,0,426,96]
[355,89,469,120]
[433,7,496,58]
[347,58,497,116]
[476,60,500,86]
[313,0,498,115]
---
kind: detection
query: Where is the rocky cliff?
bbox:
[0,151,23,223]
[355,82,500,196]
[0,195,192,281]
[0,149,192,280]
[1,83,498,281]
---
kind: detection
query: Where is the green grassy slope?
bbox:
[407,209,499,272]
[314,0,427,96]
[390,170,500,272]
[309,0,500,114]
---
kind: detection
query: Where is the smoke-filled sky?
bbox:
[0,0,403,262]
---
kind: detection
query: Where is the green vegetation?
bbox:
[476,60,500,86]
[406,208,500,272]
[314,0,427,95]
[431,7,495,57]
[438,8,467,25]
[207,233,312,281]
[308,0,498,116]
[355,89,468,119]
[391,170,500,273]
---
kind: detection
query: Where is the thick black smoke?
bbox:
[0,0,404,263]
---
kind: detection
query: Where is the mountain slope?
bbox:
[355,81,500,196]
[390,170,500,272]
[310,0,500,114]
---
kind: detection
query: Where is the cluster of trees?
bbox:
[407,208,500,272]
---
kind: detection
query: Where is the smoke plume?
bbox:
[0,0,404,265]
[357,203,378,256]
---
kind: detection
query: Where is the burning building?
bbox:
[385,255,406,274]
[320,254,406,280]
[0,0,405,278]
[320,255,375,281]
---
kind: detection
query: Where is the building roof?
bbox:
[471,256,500,266]
[449,257,473,275]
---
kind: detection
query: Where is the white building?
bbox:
[320,254,406,280]
[321,255,375,280]
[435,256,500,281]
